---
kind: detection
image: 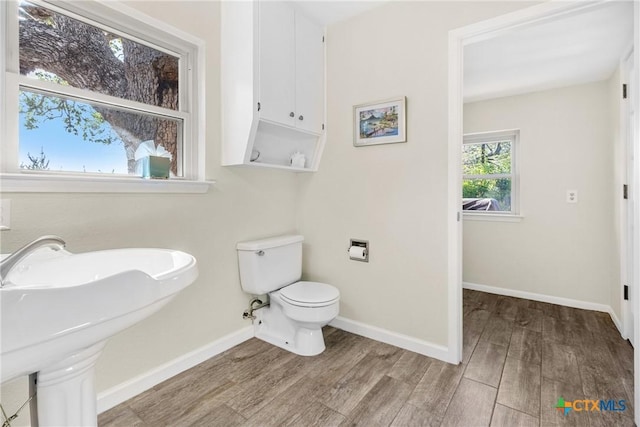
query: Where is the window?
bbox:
[2,0,205,191]
[463,130,518,215]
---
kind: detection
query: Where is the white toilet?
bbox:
[236,235,340,356]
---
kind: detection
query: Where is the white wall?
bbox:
[297,1,535,348]
[463,80,619,310]
[0,1,298,422]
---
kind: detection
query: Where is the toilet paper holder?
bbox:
[348,239,369,262]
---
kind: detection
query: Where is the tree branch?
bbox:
[19,5,127,97]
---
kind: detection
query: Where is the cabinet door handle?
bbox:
[298,115,304,121]
[289,112,295,118]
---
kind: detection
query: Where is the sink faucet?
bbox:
[0,235,66,287]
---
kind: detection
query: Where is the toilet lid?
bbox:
[280,281,340,306]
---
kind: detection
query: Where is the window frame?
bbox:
[462,129,519,217]
[1,0,209,193]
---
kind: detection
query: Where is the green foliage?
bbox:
[463,178,491,198]
[20,83,118,146]
[463,142,510,175]
[20,146,50,170]
[462,142,512,210]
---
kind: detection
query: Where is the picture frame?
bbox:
[353,96,406,147]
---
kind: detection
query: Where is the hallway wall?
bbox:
[463,80,619,314]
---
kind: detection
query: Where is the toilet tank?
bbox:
[236,235,303,295]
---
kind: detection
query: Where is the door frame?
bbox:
[633,4,640,425]
[621,46,635,344]
[447,2,640,423]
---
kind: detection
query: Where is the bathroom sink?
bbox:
[1,246,198,383]
[0,245,198,426]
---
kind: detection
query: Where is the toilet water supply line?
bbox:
[0,375,37,427]
[243,297,270,320]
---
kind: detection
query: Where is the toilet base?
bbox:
[253,299,329,356]
[255,325,325,356]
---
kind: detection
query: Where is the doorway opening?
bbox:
[448,2,639,424]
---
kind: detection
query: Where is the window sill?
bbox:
[0,173,213,193]
[463,212,523,223]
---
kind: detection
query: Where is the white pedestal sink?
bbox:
[0,246,198,426]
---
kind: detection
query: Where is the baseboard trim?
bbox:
[329,316,453,363]
[608,308,624,337]
[97,326,253,413]
[462,281,613,313]
[463,281,628,336]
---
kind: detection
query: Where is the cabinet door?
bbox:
[294,12,325,134]
[259,1,295,127]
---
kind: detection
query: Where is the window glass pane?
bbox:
[463,178,511,212]
[19,89,182,176]
[462,141,511,175]
[18,2,179,110]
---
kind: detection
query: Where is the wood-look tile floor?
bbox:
[99,290,635,426]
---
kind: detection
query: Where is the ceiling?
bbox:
[291,1,386,26]
[464,2,634,103]
[290,2,633,103]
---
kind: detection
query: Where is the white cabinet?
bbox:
[259,2,324,134]
[293,11,325,134]
[221,0,326,171]
[258,2,295,128]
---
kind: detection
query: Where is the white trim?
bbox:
[609,307,624,336]
[463,281,611,313]
[447,27,464,365]
[632,3,640,424]
[463,213,523,223]
[463,128,520,143]
[193,29,206,182]
[0,3,5,169]
[18,76,189,121]
[0,173,213,193]
[329,316,453,364]
[453,1,606,47]
[97,326,254,414]
[464,173,511,180]
[4,1,18,74]
[41,0,203,55]
[2,1,18,173]
[620,46,634,343]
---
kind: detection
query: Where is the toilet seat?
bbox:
[279,281,340,308]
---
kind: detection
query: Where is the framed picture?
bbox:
[353,96,406,147]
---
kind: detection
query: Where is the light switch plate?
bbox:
[566,190,578,204]
[0,199,11,230]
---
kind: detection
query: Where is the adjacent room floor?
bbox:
[99,290,635,426]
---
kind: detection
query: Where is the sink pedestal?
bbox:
[36,341,106,427]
